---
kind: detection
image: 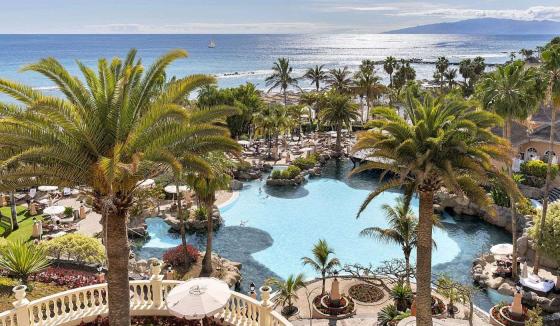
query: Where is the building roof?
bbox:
[492,121,529,146]
[530,105,558,124]
[529,122,560,143]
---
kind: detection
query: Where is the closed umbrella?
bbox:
[166,277,231,320]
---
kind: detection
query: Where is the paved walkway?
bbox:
[54,197,102,236]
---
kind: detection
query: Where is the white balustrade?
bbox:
[0,279,291,326]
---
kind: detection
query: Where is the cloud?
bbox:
[395,6,560,21]
[328,6,398,12]
[84,22,333,34]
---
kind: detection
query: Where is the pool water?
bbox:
[135,159,511,311]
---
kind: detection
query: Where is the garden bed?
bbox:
[0,277,67,311]
[80,315,225,326]
[348,283,384,304]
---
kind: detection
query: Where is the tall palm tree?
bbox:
[478,60,543,278]
[0,49,239,326]
[443,68,457,90]
[352,94,511,325]
[435,57,450,90]
[359,195,421,287]
[303,64,327,92]
[327,67,353,94]
[265,57,298,105]
[319,91,360,155]
[253,104,291,157]
[384,56,398,88]
[299,91,320,129]
[534,44,560,273]
[301,239,340,295]
[353,66,385,122]
[186,153,234,276]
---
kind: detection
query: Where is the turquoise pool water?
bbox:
[135,159,512,310]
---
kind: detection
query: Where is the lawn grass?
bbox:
[0,277,67,311]
[0,206,43,242]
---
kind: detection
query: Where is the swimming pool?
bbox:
[135,159,512,311]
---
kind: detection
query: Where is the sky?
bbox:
[1,0,560,34]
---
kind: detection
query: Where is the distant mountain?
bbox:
[384,18,560,35]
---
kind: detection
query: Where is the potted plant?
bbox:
[265,273,306,317]
[391,281,413,312]
[150,260,162,276]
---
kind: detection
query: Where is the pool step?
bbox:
[548,187,560,204]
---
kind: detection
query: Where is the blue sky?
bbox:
[1,0,560,33]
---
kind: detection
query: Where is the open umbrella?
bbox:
[490,243,513,256]
[38,186,58,192]
[137,179,155,188]
[166,277,231,320]
[237,140,250,146]
[43,206,65,216]
[164,185,189,194]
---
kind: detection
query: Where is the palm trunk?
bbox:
[506,118,519,279]
[365,97,371,122]
[416,190,434,326]
[335,124,342,155]
[359,96,365,123]
[321,272,326,295]
[176,184,189,267]
[106,209,131,326]
[283,88,287,106]
[534,102,557,274]
[201,199,215,276]
[404,252,411,288]
[9,192,18,231]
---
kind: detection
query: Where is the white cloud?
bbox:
[328,6,398,12]
[84,22,333,34]
[395,6,560,21]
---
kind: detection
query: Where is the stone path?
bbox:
[54,197,102,236]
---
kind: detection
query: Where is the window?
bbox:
[526,148,538,159]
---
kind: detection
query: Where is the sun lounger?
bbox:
[520,275,555,296]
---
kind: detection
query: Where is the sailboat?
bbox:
[208,40,216,48]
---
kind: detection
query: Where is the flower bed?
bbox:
[28,267,99,288]
[312,294,355,318]
[348,283,384,303]
[79,315,225,326]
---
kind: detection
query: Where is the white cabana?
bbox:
[490,243,513,256]
[38,186,58,192]
[43,206,65,216]
[166,277,230,320]
[137,179,155,188]
[164,185,189,194]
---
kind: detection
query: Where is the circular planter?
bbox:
[348,283,384,305]
[312,294,356,320]
[489,305,528,326]
[281,305,299,317]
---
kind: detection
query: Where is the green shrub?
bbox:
[0,240,50,284]
[521,160,558,179]
[286,166,301,179]
[529,202,560,264]
[41,234,105,265]
[236,160,252,172]
[64,207,74,218]
[194,207,207,221]
[292,156,317,170]
[271,169,283,179]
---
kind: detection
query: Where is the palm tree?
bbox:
[327,67,353,93]
[443,68,457,90]
[519,48,535,61]
[353,66,385,122]
[0,49,239,326]
[384,56,398,88]
[301,239,340,295]
[478,60,543,278]
[253,104,291,157]
[266,273,306,313]
[359,195,420,287]
[299,91,320,129]
[534,44,560,274]
[303,64,327,92]
[186,153,234,276]
[352,94,511,325]
[319,91,360,155]
[265,57,298,105]
[435,57,450,90]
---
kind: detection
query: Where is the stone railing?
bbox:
[0,277,291,326]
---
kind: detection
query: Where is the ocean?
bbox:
[0,34,555,95]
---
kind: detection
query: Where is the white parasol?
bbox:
[237,140,250,146]
[43,206,65,216]
[490,243,513,256]
[166,277,231,320]
[164,185,189,194]
[137,179,155,188]
[38,186,58,192]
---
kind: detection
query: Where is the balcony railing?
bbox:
[0,277,291,326]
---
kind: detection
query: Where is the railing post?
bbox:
[258,286,272,326]
[150,262,164,307]
[12,285,30,326]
